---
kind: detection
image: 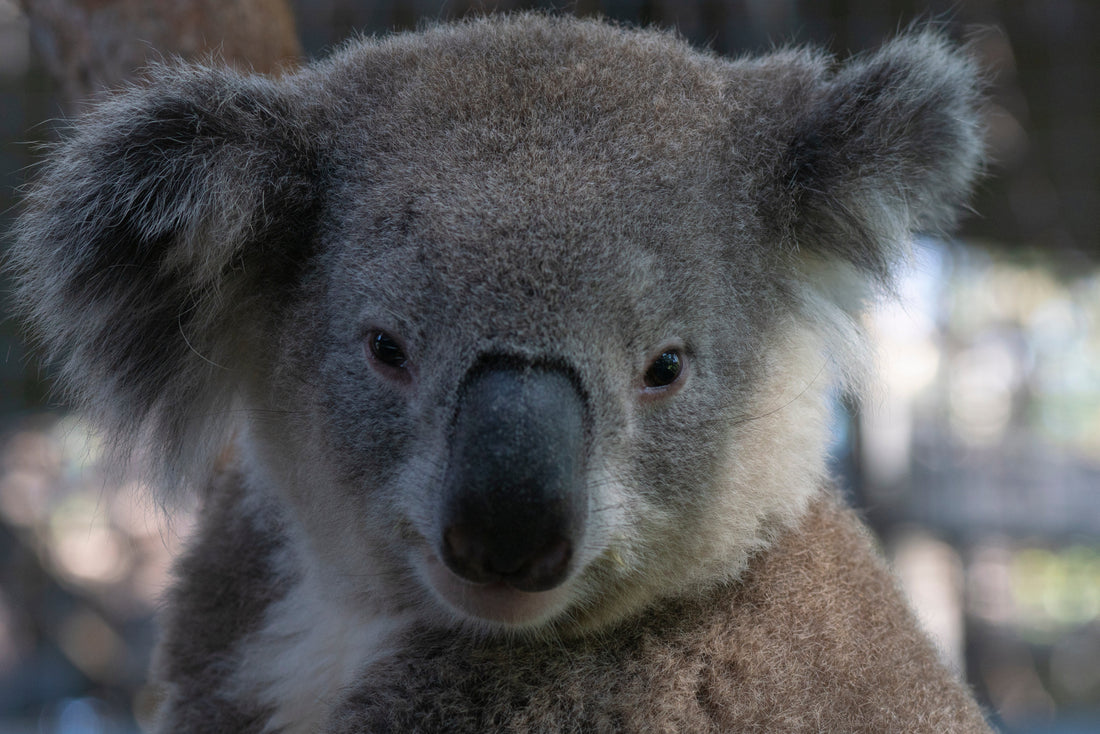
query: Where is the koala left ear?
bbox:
[779,31,985,282]
[9,65,318,495]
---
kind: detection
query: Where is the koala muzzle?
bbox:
[440,364,588,593]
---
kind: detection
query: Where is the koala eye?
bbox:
[366,330,410,374]
[643,349,685,390]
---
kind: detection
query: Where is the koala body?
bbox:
[10,14,989,732]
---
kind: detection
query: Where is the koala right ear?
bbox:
[9,65,318,495]
[772,31,985,286]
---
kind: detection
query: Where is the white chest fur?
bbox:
[230,569,412,734]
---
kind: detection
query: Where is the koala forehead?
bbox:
[319,15,736,170]
[304,18,772,358]
[325,175,730,334]
[317,193,742,395]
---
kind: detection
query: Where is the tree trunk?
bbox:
[19,0,301,110]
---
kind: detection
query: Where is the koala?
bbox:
[10,13,991,733]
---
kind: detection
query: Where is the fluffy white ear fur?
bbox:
[779,30,985,432]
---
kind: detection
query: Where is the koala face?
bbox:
[9,16,983,635]
[247,43,813,631]
[257,158,761,631]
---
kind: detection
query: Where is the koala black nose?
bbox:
[440,363,587,593]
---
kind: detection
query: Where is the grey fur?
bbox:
[9,14,988,732]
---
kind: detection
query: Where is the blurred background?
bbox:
[0,0,1097,732]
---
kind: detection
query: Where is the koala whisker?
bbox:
[731,358,829,426]
[334,568,390,583]
[588,497,628,516]
[176,313,228,370]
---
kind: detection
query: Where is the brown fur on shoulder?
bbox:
[327,492,989,733]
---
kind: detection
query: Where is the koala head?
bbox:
[10,16,983,635]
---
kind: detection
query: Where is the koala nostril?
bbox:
[510,536,573,592]
[442,524,495,584]
[441,524,574,592]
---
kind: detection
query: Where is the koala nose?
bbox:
[440,363,587,593]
